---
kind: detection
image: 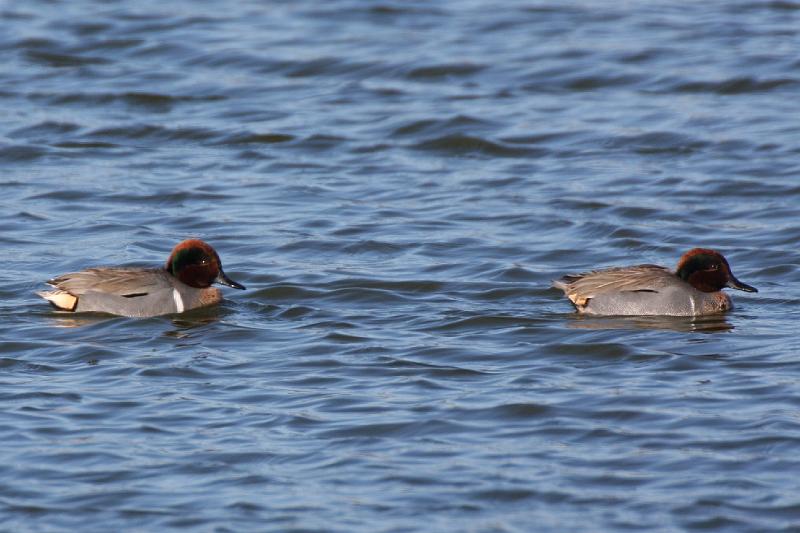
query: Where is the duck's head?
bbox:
[165,239,246,290]
[676,248,757,293]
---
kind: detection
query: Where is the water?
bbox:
[2,0,800,531]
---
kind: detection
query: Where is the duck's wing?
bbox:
[46,267,174,297]
[553,264,675,308]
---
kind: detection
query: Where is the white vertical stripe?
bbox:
[689,294,696,316]
[172,288,185,313]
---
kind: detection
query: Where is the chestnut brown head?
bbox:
[166,239,245,290]
[676,248,756,293]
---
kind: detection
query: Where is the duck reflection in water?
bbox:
[564,313,734,333]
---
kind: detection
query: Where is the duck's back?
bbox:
[47,267,175,296]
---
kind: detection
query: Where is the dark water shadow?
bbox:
[40,306,222,331]
[166,306,223,337]
[43,311,122,329]
[562,314,734,333]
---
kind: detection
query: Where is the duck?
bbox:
[553,248,757,316]
[38,239,246,317]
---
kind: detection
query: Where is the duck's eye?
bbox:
[707,264,719,271]
[199,258,210,265]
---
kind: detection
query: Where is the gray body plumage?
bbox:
[38,267,219,318]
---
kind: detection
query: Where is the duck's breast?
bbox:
[696,291,732,314]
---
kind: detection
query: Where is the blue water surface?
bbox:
[1,1,800,531]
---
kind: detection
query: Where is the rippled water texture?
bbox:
[2,1,800,531]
